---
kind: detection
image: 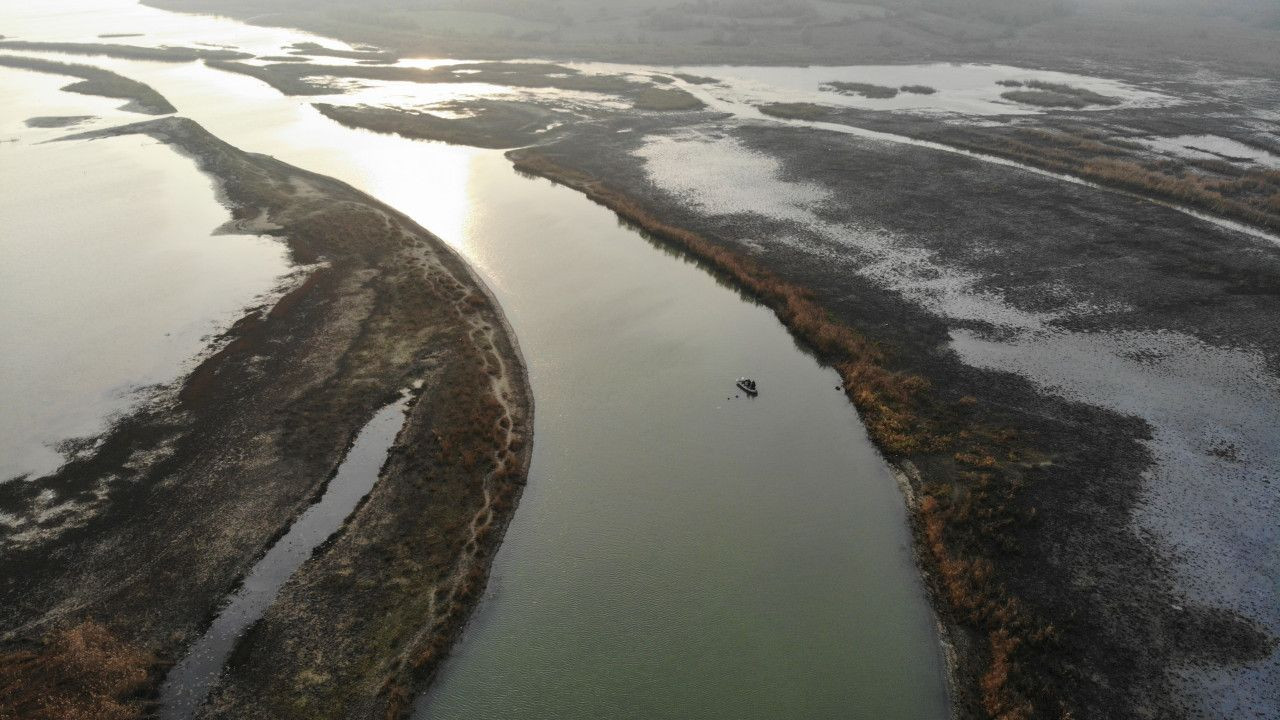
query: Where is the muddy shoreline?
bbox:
[0,54,175,115]
[0,116,532,719]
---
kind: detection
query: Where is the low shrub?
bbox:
[0,622,152,720]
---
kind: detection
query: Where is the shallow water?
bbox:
[578,61,1172,115]
[2,3,951,717]
[0,65,289,482]
[1137,133,1280,169]
[158,395,411,720]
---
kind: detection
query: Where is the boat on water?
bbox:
[736,377,758,396]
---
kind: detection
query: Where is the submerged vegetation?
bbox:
[205,59,331,95]
[819,81,938,99]
[672,73,718,85]
[758,101,1279,232]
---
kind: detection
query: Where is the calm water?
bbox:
[1,2,949,717]
[582,60,1171,115]
[158,396,411,720]
[0,65,288,481]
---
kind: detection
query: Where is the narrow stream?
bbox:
[157,394,411,720]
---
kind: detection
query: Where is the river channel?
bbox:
[0,2,950,716]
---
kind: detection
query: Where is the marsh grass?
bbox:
[0,622,153,720]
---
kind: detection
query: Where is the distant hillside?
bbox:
[147,0,1280,75]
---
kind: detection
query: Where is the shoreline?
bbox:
[892,459,963,720]
[0,116,533,720]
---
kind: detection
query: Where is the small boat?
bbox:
[736,377,758,396]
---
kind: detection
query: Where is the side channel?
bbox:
[157,394,411,720]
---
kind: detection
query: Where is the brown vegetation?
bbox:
[364,335,524,720]
[949,128,1280,230]
[0,622,153,720]
[507,148,1062,717]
